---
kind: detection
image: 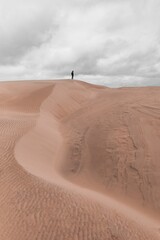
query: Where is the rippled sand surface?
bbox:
[0,80,160,239]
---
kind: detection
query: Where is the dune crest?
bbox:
[0,80,160,239]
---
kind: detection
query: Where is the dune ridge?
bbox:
[0,80,160,239]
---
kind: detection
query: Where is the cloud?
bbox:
[0,0,58,64]
[0,0,160,87]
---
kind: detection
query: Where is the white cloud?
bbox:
[0,0,160,87]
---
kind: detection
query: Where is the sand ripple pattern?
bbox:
[0,80,160,239]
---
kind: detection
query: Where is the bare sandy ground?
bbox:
[0,80,160,239]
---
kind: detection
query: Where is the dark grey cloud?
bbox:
[0,0,160,87]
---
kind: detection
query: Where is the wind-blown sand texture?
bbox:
[0,80,160,239]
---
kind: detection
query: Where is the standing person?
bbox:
[71,70,74,79]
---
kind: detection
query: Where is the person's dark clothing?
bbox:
[71,70,74,79]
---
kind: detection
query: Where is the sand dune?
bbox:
[1,80,160,239]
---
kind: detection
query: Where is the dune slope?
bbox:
[0,80,160,239]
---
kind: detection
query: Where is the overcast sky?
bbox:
[0,0,160,87]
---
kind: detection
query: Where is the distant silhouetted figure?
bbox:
[71,70,74,79]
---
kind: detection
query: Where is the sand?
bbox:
[0,80,160,239]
